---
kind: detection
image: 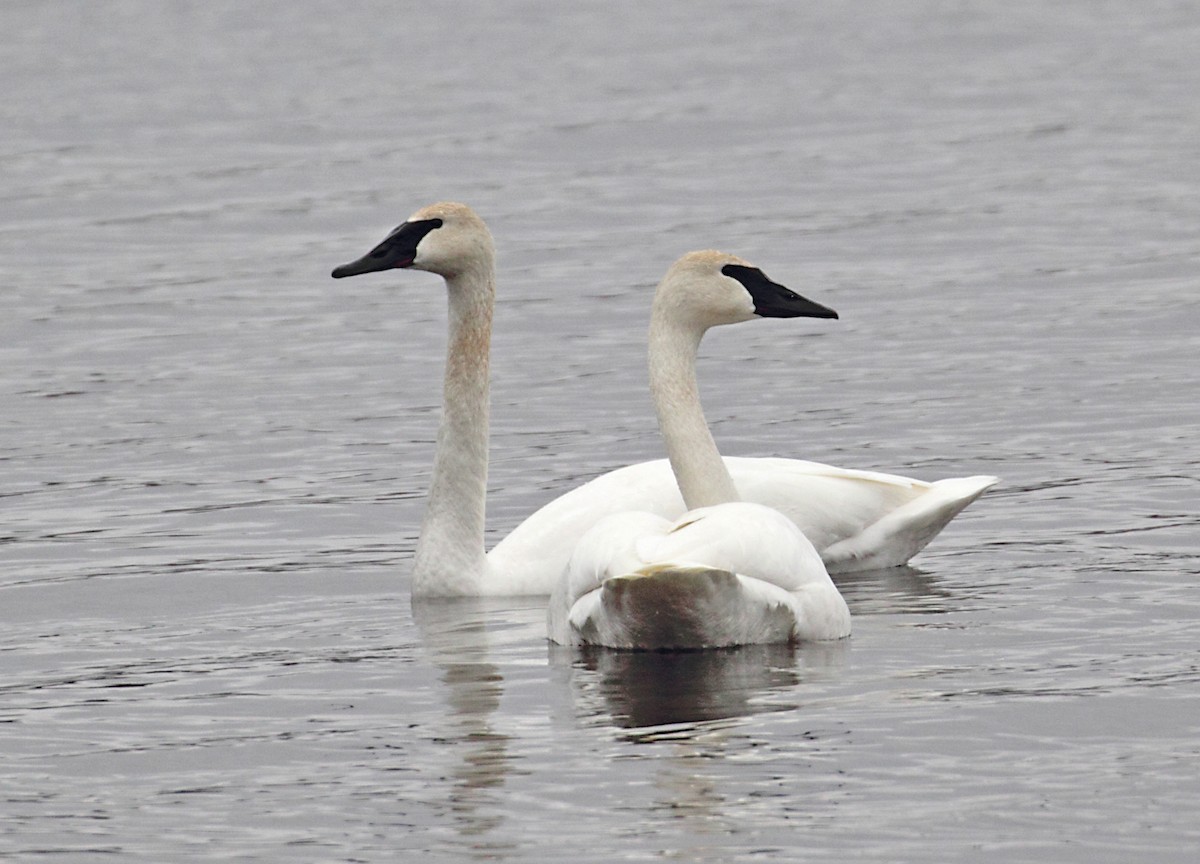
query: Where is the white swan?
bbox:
[332,203,996,597]
[549,251,852,649]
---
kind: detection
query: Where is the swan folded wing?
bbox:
[821,474,998,572]
[727,457,997,570]
[725,457,929,553]
[729,456,927,487]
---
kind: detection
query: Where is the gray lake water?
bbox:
[3,1,1198,861]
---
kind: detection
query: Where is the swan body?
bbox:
[332,204,996,598]
[548,503,851,649]
[493,457,995,587]
[550,251,853,648]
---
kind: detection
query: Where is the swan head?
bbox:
[654,250,838,331]
[331,201,494,280]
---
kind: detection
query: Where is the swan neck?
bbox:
[413,263,494,594]
[648,313,740,509]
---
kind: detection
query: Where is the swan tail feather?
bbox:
[568,564,800,649]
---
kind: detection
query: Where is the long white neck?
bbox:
[412,262,494,595]
[648,312,740,509]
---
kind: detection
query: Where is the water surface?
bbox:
[2,1,1198,861]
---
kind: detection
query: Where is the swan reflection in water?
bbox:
[541,567,949,857]
[407,566,954,851]
[553,641,848,733]
[554,564,952,732]
[412,565,956,736]
[410,597,523,843]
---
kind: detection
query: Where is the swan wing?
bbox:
[724,456,929,551]
[490,457,995,594]
[820,473,998,571]
[723,457,998,571]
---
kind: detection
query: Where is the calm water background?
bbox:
[2,1,1198,861]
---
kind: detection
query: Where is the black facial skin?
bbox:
[331,218,444,278]
[721,264,838,320]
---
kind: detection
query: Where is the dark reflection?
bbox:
[553,639,849,733]
[832,564,959,614]
[410,597,514,847]
[547,634,852,856]
[579,644,798,727]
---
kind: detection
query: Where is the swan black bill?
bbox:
[331,218,444,278]
[721,263,839,320]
